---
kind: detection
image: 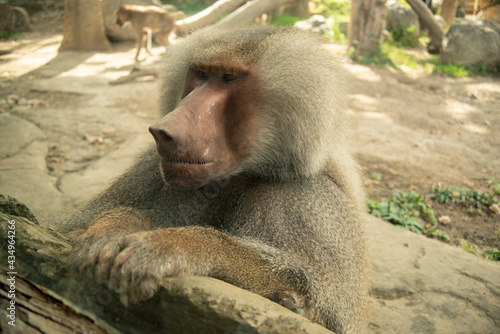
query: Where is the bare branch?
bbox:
[406,0,444,52]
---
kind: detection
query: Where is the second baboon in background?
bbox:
[116,4,184,60]
[66,26,370,334]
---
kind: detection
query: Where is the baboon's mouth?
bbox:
[159,157,217,189]
[161,156,213,166]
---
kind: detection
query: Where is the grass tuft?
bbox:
[367,190,449,241]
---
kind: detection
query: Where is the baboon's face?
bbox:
[149,64,261,189]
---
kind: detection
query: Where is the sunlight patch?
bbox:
[343,63,382,82]
[443,99,477,120]
[462,123,489,134]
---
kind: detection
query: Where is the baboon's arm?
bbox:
[70,207,300,307]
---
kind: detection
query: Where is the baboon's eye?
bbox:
[223,73,238,82]
[195,70,208,80]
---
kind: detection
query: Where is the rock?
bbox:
[0,113,75,218]
[386,0,420,34]
[438,215,451,224]
[367,215,500,333]
[385,0,420,46]
[294,15,334,36]
[435,15,447,31]
[441,17,500,67]
[0,113,45,159]
[6,94,19,105]
[0,141,69,218]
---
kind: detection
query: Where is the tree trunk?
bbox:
[176,0,300,34]
[0,270,110,333]
[406,0,444,53]
[59,0,111,51]
[348,0,388,60]
[439,0,459,26]
[175,0,249,35]
[215,0,296,30]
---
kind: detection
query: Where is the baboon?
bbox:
[116,4,184,60]
[66,26,369,333]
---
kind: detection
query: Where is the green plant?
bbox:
[483,248,500,261]
[461,241,477,254]
[309,0,349,43]
[428,58,499,77]
[426,225,450,241]
[322,22,347,43]
[383,44,420,69]
[349,30,496,77]
[469,61,499,76]
[167,0,215,16]
[432,61,470,77]
[271,14,302,26]
[310,0,351,20]
[367,197,422,234]
[350,40,428,69]
[389,25,420,48]
[430,185,499,215]
[371,172,382,181]
[459,242,499,261]
[367,190,448,241]
[0,30,22,40]
[395,0,411,6]
[349,43,395,67]
[487,178,500,195]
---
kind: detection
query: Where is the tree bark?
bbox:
[175,0,248,35]
[406,0,444,53]
[59,0,111,51]
[348,0,388,60]
[439,0,459,26]
[0,270,111,333]
[176,0,300,34]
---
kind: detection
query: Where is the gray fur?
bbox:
[66,26,369,334]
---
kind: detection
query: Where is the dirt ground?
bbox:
[345,60,500,252]
[0,27,499,257]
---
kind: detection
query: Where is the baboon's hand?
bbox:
[68,207,151,283]
[106,228,212,306]
[68,232,127,283]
